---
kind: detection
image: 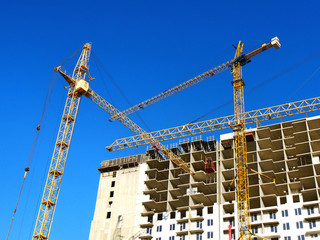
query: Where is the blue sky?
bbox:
[2,1,320,239]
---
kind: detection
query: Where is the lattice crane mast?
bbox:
[231,37,280,240]
[32,43,195,240]
[32,43,91,240]
[109,37,281,122]
[231,40,252,239]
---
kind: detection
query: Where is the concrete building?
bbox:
[89,116,320,240]
[89,154,148,240]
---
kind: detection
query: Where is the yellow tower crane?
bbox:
[32,43,91,240]
[32,43,194,240]
[107,38,285,240]
[230,37,280,239]
[32,37,282,239]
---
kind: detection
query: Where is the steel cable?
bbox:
[6,71,57,240]
[91,51,152,132]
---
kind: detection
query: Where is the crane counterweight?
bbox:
[271,36,281,49]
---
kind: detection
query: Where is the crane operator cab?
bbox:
[75,79,89,94]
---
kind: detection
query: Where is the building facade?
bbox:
[89,154,148,240]
[90,116,320,240]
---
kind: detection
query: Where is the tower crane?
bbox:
[31,37,283,240]
[32,43,194,240]
[109,37,281,122]
[107,37,283,240]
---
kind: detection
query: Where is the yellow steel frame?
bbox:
[33,42,195,240]
[88,89,194,175]
[231,41,251,239]
[32,43,91,240]
[32,90,80,240]
[108,60,233,121]
[103,39,281,239]
[31,38,283,239]
[109,39,276,121]
[107,96,320,151]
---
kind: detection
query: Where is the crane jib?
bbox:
[107,96,320,151]
[109,59,234,121]
[109,38,278,122]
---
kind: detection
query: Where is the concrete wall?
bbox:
[89,159,147,240]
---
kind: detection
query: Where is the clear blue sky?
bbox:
[2,1,320,239]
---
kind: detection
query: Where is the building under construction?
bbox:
[27,36,287,240]
[89,116,320,240]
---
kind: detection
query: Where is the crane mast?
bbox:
[231,41,251,239]
[231,37,280,239]
[32,43,91,240]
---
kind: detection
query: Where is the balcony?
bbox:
[189,222,204,234]
[305,229,320,235]
[139,229,153,239]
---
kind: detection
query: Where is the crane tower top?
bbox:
[83,43,91,50]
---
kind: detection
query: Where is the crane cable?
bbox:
[5,71,58,240]
[91,51,152,132]
[5,168,29,240]
[91,51,115,105]
[5,43,80,239]
[286,64,320,102]
[58,45,83,67]
[188,49,320,125]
